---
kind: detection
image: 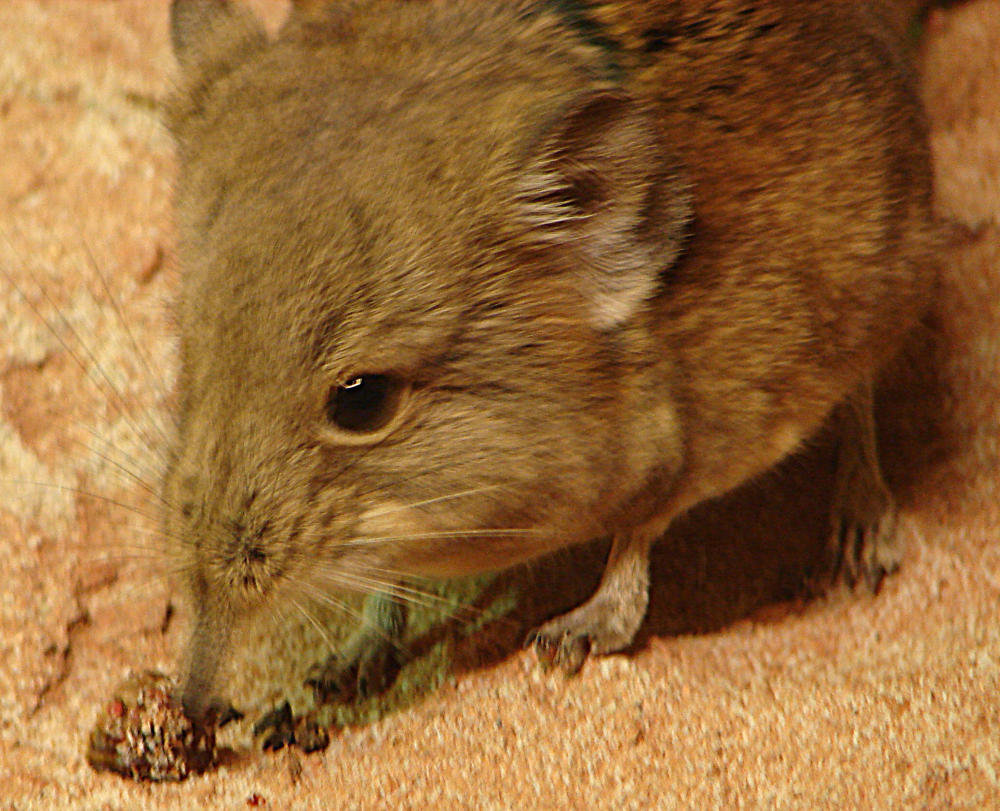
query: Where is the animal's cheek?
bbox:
[352,500,437,552]
[343,499,480,578]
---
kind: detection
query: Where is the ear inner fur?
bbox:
[517,90,692,328]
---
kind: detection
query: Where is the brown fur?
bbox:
[164,0,940,712]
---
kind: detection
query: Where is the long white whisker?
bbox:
[309,568,461,615]
[342,528,541,547]
[81,438,168,508]
[296,580,407,651]
[83,424,162,489]
[296,580,369,629]
[57,531,168,553]
[0,477,162,525]
[290,597,339,660]
[78,235,172,412]
[348,458,498,503]
[109,523,188,546]
[0,227,168,463]
[336,565,521,630]
[360,485,505,520]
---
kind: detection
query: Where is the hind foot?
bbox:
[828,379,901,593]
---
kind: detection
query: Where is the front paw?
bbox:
[526,596,641,675]
[252,701,330,754]
[525,625,593,675]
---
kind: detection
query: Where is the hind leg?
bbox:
[253,591,406,750]
[828,378,900,591]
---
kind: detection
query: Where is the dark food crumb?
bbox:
[86,670,219,781]
[247,793,267,807]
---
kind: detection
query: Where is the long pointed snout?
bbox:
[179,598,234,721]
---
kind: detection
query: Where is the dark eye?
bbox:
[326,374,406,434]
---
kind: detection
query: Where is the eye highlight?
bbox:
[325,374,408,436]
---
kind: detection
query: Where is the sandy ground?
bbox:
[1,1,999,808]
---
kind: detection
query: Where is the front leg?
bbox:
[305,590,407,704]
[528,529,655,674]
[253,591,407,751]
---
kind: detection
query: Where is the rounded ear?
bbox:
[516,90,692,329]
[170,0,266,78]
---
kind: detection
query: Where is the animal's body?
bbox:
[164,0,940,714]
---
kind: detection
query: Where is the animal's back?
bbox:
[591,0,940,502]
